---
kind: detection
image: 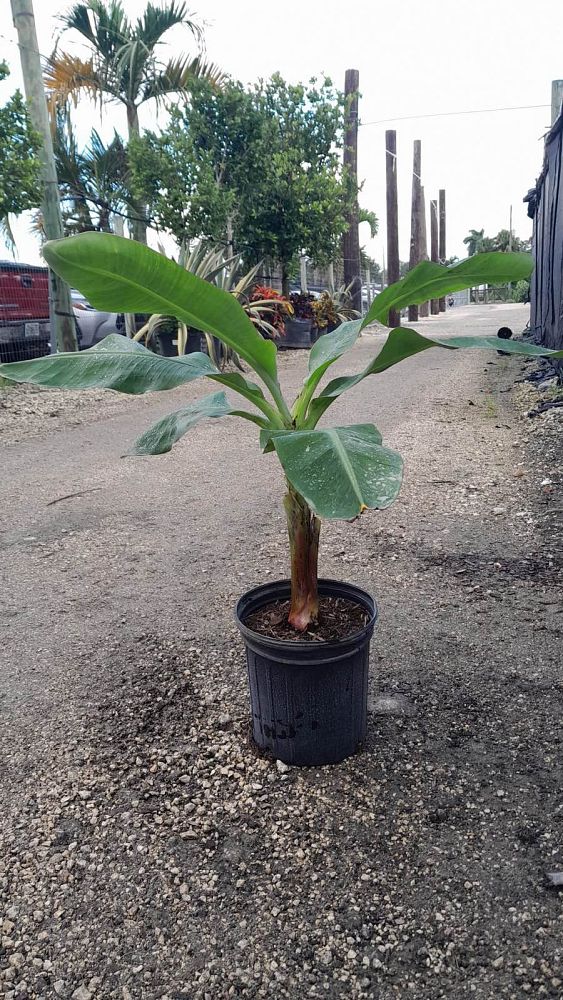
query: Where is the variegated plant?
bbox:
[1,233,560,631]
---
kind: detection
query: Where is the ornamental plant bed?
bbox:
[2,233,562,765]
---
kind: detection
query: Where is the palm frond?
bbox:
[58,0,130,60]
[358,208,378,239]
[135,1,201,48]
[140,54,225,104]
[44,52,104,112]
[114,39,150,103]
[0,215,16,255]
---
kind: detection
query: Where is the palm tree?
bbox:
[463,228,485,256]
[53,114,134,235]
[45,0,223,242]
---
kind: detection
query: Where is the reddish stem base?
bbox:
[284,488,321,631]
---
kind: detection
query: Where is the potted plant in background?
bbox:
[283,291,317,349]
[2,234,559,766]
[133,248,291,367]
[249,285,292,341]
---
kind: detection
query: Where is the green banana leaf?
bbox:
[302,252,536,409]
[305,327,563,427]
[42,233,279,384]
[0,334,218,394]
[270,424,403,520]
[129,391,265,456]
[364,253,533,327]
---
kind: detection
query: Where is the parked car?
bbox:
[0,260,51,362]
[71,290,126,349]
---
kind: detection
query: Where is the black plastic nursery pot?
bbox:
[235,579,377,766]
[279,317,314,350]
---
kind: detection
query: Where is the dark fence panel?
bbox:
[529,115,563,374]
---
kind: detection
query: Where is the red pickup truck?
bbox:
[0,260,51,362]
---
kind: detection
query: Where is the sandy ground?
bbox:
[0,304,562,999]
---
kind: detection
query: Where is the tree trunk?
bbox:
[98,205,111,232]
[281,262,290,299]
[11,0,78,353]
[284,486,321,631]
[126,104,147,244]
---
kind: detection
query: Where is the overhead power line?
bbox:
[361,103,551,127]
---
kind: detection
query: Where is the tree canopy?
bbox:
[0,62,43,242]
[464,226,531,256]
[131,74,356,293]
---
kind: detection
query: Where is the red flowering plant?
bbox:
[250,285,293,337]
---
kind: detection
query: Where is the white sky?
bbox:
[1,0,562,267]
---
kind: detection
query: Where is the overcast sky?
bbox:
[1,0,562,267]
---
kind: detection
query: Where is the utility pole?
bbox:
[342,69,362,314]
[408,140,422,322]
[419,187,429,317]
[430,199,439,315]
[11,0,78,353]
[385,129,400,326]
[551,80,563,124]
[438,188,446,312]
[508,204,513,252]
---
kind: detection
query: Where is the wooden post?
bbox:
[551,80,563,124]
[430,199,439,314]
[438,188,446,312]
[408,140,422,322]
[342,69,361,314]
[300,255,308,293]
[11,0,78,352]
[385,129,400,326]
[419,187,429,317]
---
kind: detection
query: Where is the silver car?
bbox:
[72,291,125,349]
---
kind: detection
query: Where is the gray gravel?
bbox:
[0,305,562,999]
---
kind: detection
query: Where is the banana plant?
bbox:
[1,233,561,632]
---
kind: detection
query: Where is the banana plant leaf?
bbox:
[129,391,266,456]
[270,424,403,520]
[42,233,279,384]
[305,327,563,427]
[364,253,534,326]
[303,253,537,399]
[0,334,218,394]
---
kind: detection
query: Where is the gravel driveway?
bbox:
[0,304,561,999]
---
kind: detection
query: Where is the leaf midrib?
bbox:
[325,428,365,507]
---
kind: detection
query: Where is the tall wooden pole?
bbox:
[385,129,400,327]
[418,188,429,317]
[11,0,78,353]
[408,140,422,322]
[430,199,439,314]
[438,188,446,312]
[342,69,361,314]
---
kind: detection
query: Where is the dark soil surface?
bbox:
[243,595,370,642]
[1,305,562,999]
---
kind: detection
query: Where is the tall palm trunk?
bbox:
[126,104,147,244]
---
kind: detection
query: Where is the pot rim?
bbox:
[235,577,377,654]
